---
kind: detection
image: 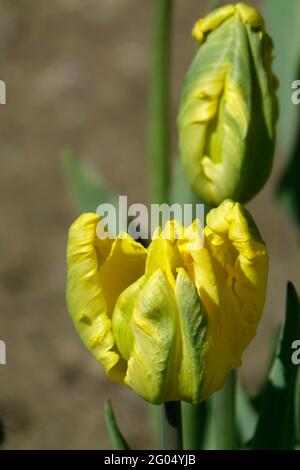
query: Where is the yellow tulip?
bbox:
[66,200,268,404]
[178,2,278,206]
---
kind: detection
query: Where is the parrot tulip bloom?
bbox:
[177,2,278,206]
[66,200,268,404]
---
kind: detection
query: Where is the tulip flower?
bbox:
[177,2,278,206]
[66,200,268,404]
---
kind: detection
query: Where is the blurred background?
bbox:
[0,0,299,449]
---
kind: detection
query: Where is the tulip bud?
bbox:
[177,2,278,206]
[66,200,268,404]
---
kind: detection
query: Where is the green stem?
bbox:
[161,401,183,450]
[149,0,173,204]
[181,401,207,450]
[212,371,238,449]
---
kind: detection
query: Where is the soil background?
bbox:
[0,0,299,449]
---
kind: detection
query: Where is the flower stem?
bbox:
[161,401,183,450]
[149,0,173,204]
[181,401,207,450]
[212,371,238,449]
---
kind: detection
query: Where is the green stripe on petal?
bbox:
[175,269,207,404]
[121,267,209,404]
[125,270,179,404]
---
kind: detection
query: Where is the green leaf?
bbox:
[235,381,258,448]
[263,0,300,225]
[62,151,116,212]
[263,0,300,155]
[251,282,300,449]
[296,367,300,446]
[277,101,300,226]
[104,400,130,450]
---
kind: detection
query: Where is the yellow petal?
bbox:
[112,275,146,362]
[98,232,147,314]
[146,223,185,289]
[192,5,236,44]
[235,2,265,28]
[66,213,147,382]
[194,200,268,399]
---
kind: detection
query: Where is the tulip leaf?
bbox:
[250,282,300,449]
[277,62,300,227]
[236,381,258,448]
[277,132,300,226]
[62,151,116,212]
[296,369,300,446]
[263,0,300,155]
[263,0,300,225]
[104,400,130,450]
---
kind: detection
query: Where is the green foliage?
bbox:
[263,0,300,154]
[276,57,300,226]
[250,283,300,449]
[263,0,300,226]
[62,151,115,213]
[235,381,258,448]
[104,400,130,450]
[278,130,300,226]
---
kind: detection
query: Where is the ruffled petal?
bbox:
[97,232,147,314]
[66,213,147,382]
[193,200,268,398]
[145,222,185,289]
